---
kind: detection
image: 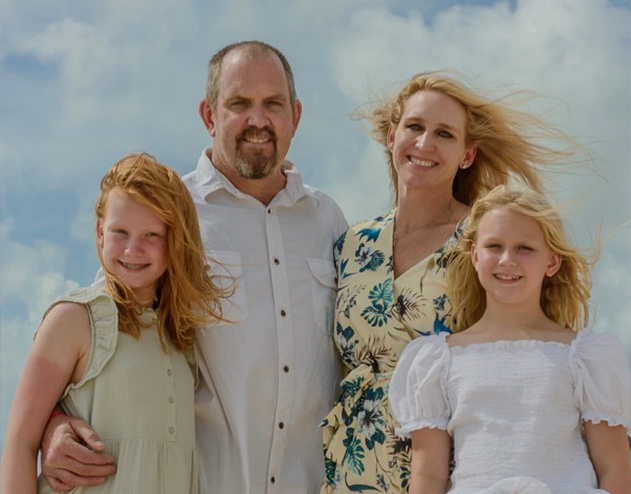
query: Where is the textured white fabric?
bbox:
[183,149,347,494]
[389,330,631,494]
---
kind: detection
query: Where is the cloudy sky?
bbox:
[1,0,630,453]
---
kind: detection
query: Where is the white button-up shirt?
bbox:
[183,149,347,494]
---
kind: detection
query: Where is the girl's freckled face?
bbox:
[97,190,168,307]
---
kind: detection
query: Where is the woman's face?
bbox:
[387,89,476,198]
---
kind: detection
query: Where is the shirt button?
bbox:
[168,396,174,404]
[280,309,286,317]
[270,477,276,484]
[168,427,175,434]
[167,369,173,376]
[267,208,272,214]
[273,258,280,265]
[283,365,289,373]
[279,422,284,429]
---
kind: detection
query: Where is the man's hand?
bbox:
[40,414,116,491]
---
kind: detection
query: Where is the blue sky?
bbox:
[1,0,630,454]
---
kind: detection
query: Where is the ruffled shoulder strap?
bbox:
[389,333,451,437]
[44,287,119,398]
[569,329,631,431]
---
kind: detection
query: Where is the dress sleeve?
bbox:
[389,334,450,437]
[569,330,631,432]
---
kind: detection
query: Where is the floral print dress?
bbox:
[321,210,461,494]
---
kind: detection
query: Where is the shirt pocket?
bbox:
[307,258,337,335]
[208,250,248,325]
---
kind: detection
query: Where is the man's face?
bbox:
[202,49,301,180]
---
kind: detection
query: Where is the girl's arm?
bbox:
[408,428,450,494]
[584,421,631,494]
[0,302,91,494]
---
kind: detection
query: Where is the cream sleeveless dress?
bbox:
[38,287,198,494]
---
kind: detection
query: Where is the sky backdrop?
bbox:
[1,0,630,454]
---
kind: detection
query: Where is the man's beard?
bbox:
[234,126,278,179]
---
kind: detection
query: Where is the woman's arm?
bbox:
[0,302,91,494]
[408,428,450,494]
[584,421,631,494]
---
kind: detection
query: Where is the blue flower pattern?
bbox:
[321,211,463,494]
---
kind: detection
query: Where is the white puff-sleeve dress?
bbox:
[389,330,631,494]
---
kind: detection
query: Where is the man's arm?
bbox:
[40,413,116,491]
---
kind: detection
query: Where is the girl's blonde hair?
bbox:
[364,71,583,206]
[447,185,592,332]
[95,153,225,351]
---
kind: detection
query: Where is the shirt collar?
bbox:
[195,147,318,207]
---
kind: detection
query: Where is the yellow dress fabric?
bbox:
[321,211,461,493]
[37,287,199,494]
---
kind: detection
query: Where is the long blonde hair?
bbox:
[447,185,592,332]
[95,153,225,352]
[364,71,584,205]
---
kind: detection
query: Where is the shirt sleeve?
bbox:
[570,330,631,432]
[389,334,451,437]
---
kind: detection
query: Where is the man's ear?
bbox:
[291,99,303,136]
[199,99,216,137]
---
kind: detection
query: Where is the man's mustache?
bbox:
[238,126,276,143]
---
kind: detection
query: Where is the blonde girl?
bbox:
[2,153,224,494]
[390,185,631,494]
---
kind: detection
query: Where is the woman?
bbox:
[320,72,582,493]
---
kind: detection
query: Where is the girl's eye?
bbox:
[438,130,453,138]
[407,123,423,132]
[519,245,533,252]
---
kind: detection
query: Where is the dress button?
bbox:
[283,365,289,373]
[279,422,284,429]
[274,258,280,265]
[270,477,276,484]
[280,309,286,317]
[167,368,173,376]
[168,426,175,434]
[169,396,174,404]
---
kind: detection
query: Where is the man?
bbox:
[40,41,347,494]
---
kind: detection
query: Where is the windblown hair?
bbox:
[95,153,225,352]
[447,185,593,333]
[205,40,297,111]
[363,71,583,206]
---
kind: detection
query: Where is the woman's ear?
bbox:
[460,145,477,169]
[386,126,395,151]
